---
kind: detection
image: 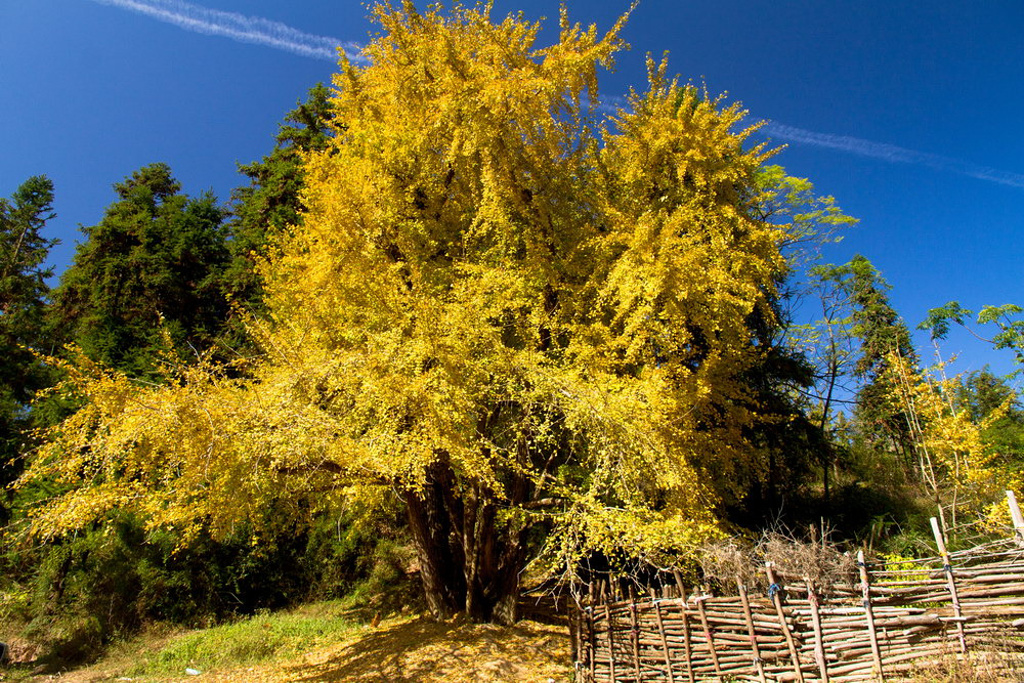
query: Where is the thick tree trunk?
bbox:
[404,459,529,625]
[461,482,527,625]
[404,467,465,620]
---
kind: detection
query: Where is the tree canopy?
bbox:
[20,3,809,623]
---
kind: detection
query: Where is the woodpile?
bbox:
[570,492,1024,682]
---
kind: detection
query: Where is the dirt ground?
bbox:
[16,616,573,683]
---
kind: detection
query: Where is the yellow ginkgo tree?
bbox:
[19,3,800,623]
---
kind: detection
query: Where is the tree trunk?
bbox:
[404,459,529,624]
[461,481,527,625]
[404,465,465,620]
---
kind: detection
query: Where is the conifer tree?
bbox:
[225,83,335,315]
[811,256,917,458]
[49,163,230,377]
[845,255,918,456]
[957,370,1024,475]
[0,175,57,521]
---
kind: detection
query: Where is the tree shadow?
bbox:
[282,616,569,682]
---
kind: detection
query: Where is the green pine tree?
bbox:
[845,255,918,457]
[0,175,57,522]
[49,163,230,377]
[958,369,1024,473]
[225,83,335,314]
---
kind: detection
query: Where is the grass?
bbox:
[7,597,1023,682]
[0,601,369,682]
[122,602,363,678]
[898,651,1024,682]
[0,602,572,682]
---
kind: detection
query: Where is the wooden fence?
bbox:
[570,492,1024,681]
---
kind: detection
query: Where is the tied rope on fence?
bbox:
[572,490,1024,682]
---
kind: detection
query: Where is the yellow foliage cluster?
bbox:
[18,3,793,570]
[883,352,1016,529]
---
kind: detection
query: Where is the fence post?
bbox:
[652,593,679,683]
[569,603,580,678]
[677,586,694,683]
[804,577,830,683]
[672,569,686,598]
[857,550,885,682]
[737,578,768,683]
[1007,490,1024,544]
[765,562,805,683]
[587,581,597,683]
[930,516,967,654]
[694,592,723,681]
[627,585,643,682]
[604,600,616,683]
[588,606,596,682]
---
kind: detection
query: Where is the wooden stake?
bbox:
[765,562,805,682]
[680,588,697,683]
[652,598,678,683]
[569,605,580,674]
[672,569,686,598]
[695,593,724,680]
[628,585,643,682]
[605,601,616,683]
[804,577,830,683]
[587,581,597,683]
[1007,490,1024,543]
[857,550,885,682]
[930,516,968,654]
[737,578,768,683]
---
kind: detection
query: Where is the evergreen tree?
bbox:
[49,163,230,377]
[958,369,1024,470]
[846,255,918,456]
[225,84,335,314]
[813,256,916,458]
[0,175,57,521]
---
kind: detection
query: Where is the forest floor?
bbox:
[2,607,573,682]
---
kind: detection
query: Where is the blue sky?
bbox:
[2,0,1022,377]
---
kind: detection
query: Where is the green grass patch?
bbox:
[123,602,362,677]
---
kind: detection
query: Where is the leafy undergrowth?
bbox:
[2,601,572,682]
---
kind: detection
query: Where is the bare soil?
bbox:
[12,615,572,683]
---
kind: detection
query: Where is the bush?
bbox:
[1,499,411,667]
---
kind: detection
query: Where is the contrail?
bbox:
[763,122,1024,190]
[79,0,1024,192]
[600,101,1024,190]
[86,0,365,63]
